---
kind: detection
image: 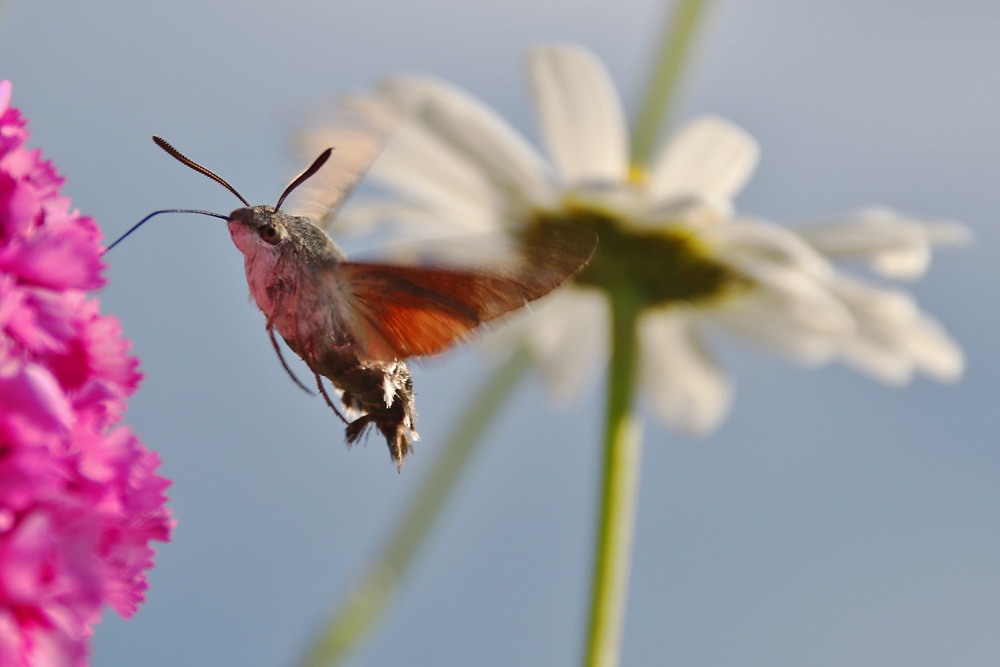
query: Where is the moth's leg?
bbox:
[272,268,350,426]
[313,371,350,425]
[286,305,350,427]
[266,325,313,394]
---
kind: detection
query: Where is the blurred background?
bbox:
[2,1,998,665]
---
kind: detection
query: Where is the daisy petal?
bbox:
[705,218,834,279]
[516,288,608,402]
[336,200,499,238]
[379,75,557,210]
[905,313,965,382]
[721,255,855,341]
[290,95,401,225]
[639,309,731,435]
[829,277,964,384]
[794,208,972,280]
[528,44,629,186]
[361,114,505,222]
[709,290,843,366]
[648,116,759,206]
[706,233,856,366]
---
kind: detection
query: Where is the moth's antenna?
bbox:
[152,136,250,207]
[274,148,333,212]
[105,209,228,252]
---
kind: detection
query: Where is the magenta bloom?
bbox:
[0,81,173,666]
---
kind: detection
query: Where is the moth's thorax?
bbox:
[227,204,351,353]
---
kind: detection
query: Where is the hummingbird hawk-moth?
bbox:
[111,127,594,470]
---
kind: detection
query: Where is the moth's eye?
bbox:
[260,225,281,245]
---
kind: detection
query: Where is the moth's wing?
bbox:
[335,264,526,361]
[358,222,599,277]
[287,95,401,228]
[334,224,598,362]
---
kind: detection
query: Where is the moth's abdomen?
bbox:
[287,337,419,469]
[328,354,417,467]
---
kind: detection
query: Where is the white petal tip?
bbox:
[650,115,760,204]
[528,42,629,185]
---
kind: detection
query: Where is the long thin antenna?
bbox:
[152,136,250,207]
[274,148,333,212]
[105,209,228,252]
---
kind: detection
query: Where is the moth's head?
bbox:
[228,206,340,263]
[228,205,287,255]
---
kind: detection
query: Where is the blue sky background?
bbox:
[2,1,998,665]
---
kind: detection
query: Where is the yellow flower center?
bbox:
[530,202,749,309]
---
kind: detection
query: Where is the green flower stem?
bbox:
[631,0,713,168]
[300,348,532,667]
[585,3,712,658]
[584,291,643,667]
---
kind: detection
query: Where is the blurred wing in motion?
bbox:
[288,95,401,227]
[336,223,598,362]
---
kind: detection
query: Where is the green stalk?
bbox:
[583,291,643,667]
[300,349,532,666]
[630,0,714,168]
[581,4,714,662]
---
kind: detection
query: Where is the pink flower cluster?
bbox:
[0,81,173,665]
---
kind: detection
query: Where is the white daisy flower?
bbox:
[304,43,969,435]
